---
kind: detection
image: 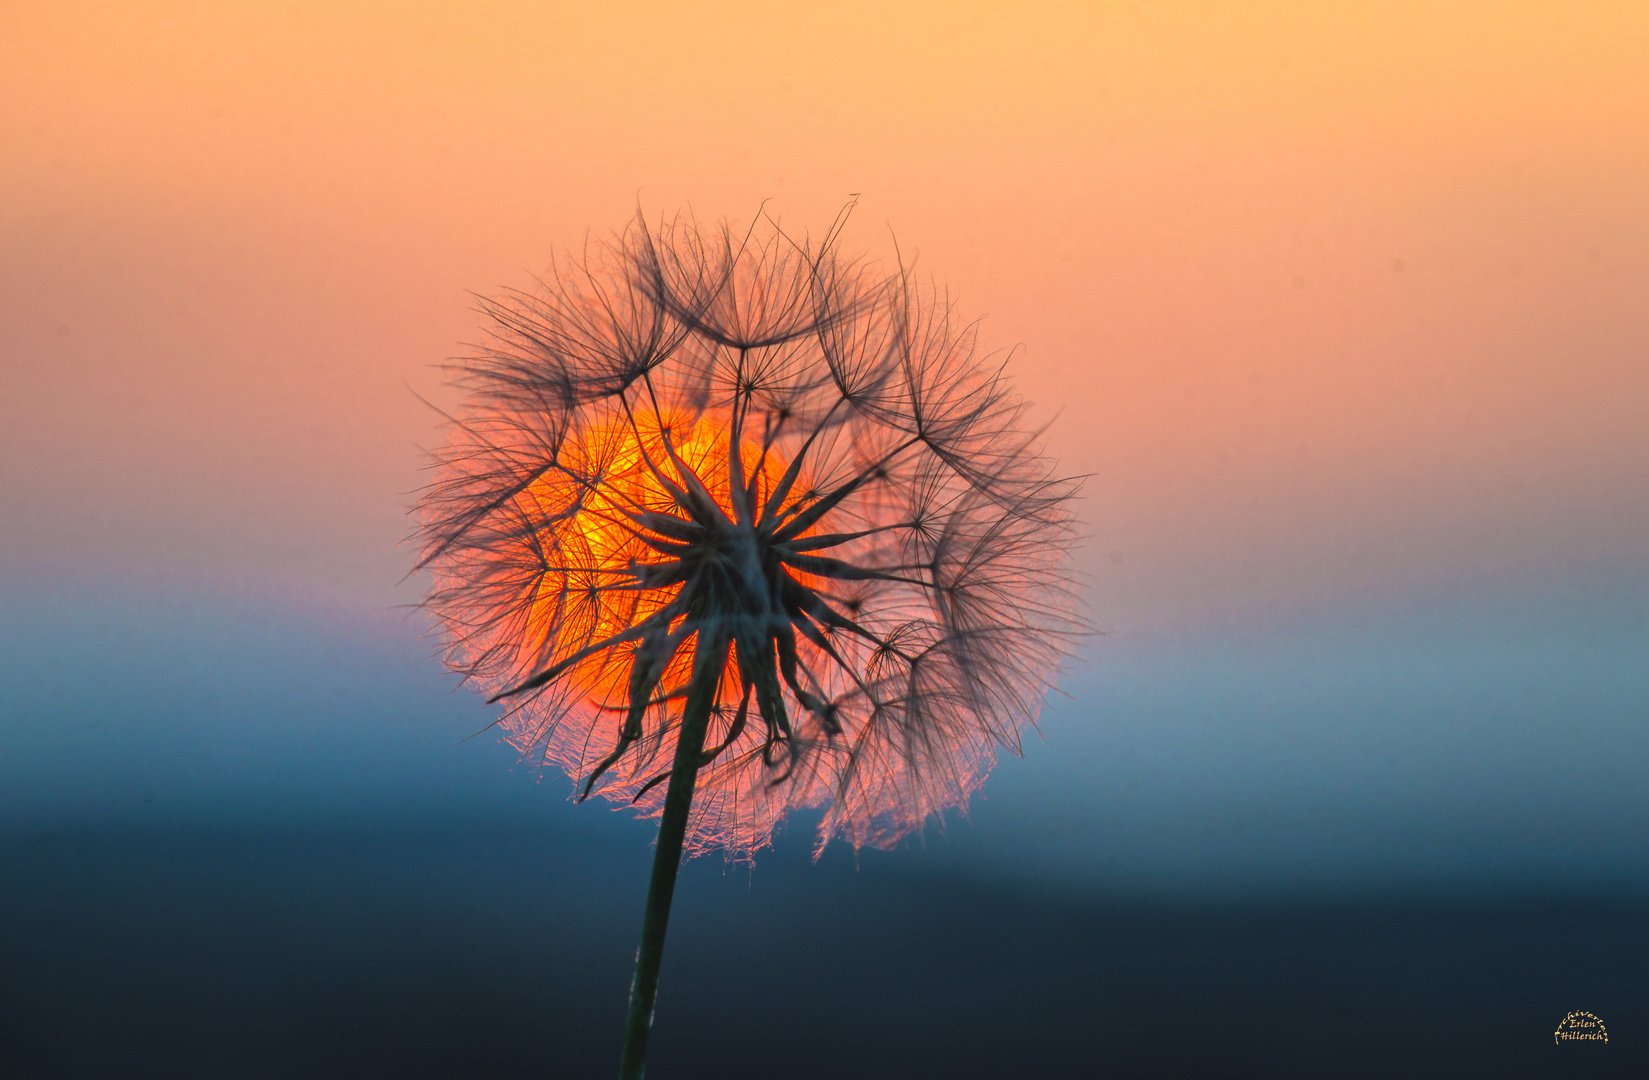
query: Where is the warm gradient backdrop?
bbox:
[7,0,1646,619]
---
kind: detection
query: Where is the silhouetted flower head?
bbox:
[417,208,1080,857]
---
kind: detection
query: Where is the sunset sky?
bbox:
[3,0,1647,890]
[5,4,1649,1073]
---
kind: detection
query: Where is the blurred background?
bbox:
[3,2,1646,1076]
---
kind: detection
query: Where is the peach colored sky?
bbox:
[3,1,1646,633]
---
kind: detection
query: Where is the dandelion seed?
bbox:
[415,204,1080,1078]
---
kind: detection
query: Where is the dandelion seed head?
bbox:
[417,207,1081,858]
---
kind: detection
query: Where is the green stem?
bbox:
[617,632,725,1080]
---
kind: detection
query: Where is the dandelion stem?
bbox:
[617,630,725,1080]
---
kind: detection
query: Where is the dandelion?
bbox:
[415,205,1080,1079]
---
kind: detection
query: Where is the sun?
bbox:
[515,407,807,731]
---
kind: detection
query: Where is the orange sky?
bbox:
[3,0,1646,633]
